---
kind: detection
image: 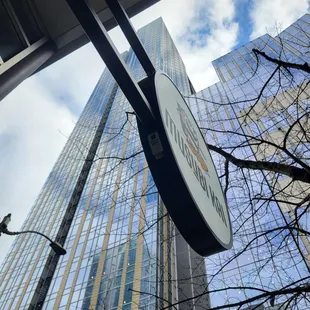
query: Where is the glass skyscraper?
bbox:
[1,12,309,310]
[186,13,310,309]
[0,18,208,310]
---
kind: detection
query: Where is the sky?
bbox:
[0,0,309,266]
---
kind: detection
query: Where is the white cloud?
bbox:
[250,0,309,40]
[0,77,75,265]
[35,43,104,115]
[0,0,238,266]
[129,0,238,91]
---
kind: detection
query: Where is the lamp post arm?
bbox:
[1,228,54,244]
[1,228,67,255]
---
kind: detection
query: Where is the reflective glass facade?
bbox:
[0,18,208,310]
[2,12,309,310]
[187,14,310,309]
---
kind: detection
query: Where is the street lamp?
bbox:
[0,214,66,255]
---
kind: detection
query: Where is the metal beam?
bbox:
[105,0,156,77]
[0,38,55,101]
[65,0,154,124]
[2,0,30,48]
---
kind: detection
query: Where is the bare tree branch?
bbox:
[207,143,310,183]
[253,48,310,74]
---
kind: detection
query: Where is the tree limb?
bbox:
[162,283,310,310]
[253,49,310,74]
[207,143,310,184]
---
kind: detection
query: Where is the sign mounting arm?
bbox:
[65,0,154,124]
[105,0,156,77]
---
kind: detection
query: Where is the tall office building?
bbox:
[187,13,310,309]
[1,12,309,310]
[0,18,208,310]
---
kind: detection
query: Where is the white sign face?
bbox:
[155,73,232,247]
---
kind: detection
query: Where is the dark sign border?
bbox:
[137,72,233,257]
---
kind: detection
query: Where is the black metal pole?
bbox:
[65,0,154,124]
[105,0,156,77]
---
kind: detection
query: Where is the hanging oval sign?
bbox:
[137,72,233,256]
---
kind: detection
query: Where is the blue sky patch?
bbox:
[234,0,253,48]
